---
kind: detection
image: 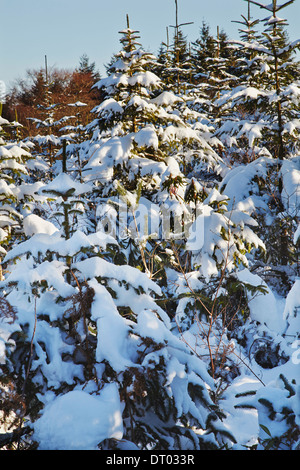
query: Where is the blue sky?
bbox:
[1,0,300,90]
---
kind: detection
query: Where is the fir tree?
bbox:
[215,0,300,266]
[85,17,222,255]
[0,114,43,256]
[0,172,234,450]
[216,0,300,158]
[157,0,193,94]
[77,53,100,82]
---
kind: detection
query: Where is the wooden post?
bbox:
[217,26,220,59]
[62,139,67,173]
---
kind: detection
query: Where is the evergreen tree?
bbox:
[157,0,193,94]
[0,114,43,256]
[84,17,222,260]
[1,1,300,452]
[215,0,300,267]
[0,171,234,450]
[215,0,300,158]
[77,53,100,82]
[206,27,238,104]
[26,59,62,170]
[191,21,216,73]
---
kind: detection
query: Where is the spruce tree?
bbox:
[0,114,42,256]
[215,0,300,267]
[84,16,223,271]
[0,168,234,451]
[157,0,193,95]
[0,19,238,450]
[216,0,300,158]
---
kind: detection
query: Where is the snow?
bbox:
[161,156,181,180]
[40,172,92,196]
[264,15,287,26]
[129,70,160,88]
[1,16,300,451]
[0,318,20,365]
[84,135,133,181]
[282,84,300,101]
[32,320,83,387]
[151,91,183,107]
[68,101,87,107]
[256,385,291,437]
[88,278,135,372]
[295,224,300,244]
[0,116,10,126]
[134,124,159,149]
[282,279,300,337]
[220,375,260,448]
[283,279,300,321]
[93,98,123,116]
[236,268,284,332]
[23,214,58,236]
[0,180,14,197]
[220,157,275,209]
[127,95,153,110]
[75,256,161,296]
[33,384,123,450]
[250,2,283,12]
[126,195,161,239]
[215,86,264,113]
[4,258,76,298]
[162,124,200,143]
[186,194,264,280]
[32,134,60,146]
[3,229,116,262]
[135,308,169,344]
[94,70,160,93]
[0,146,13,159]
[280,156,300,215]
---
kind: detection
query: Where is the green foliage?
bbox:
[0,0,300,451]
[256,374,300,449]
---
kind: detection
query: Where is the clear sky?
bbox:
[1,0,300,91]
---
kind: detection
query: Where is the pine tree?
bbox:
[216,0,300,158]
[189,22,217,114]
[191,21,216,73]
[185,23,239,161]
[26,58,62,170]
[215,0,300,267]
[77,53,100,82]
[0,114,42,256]
[0,171,235,450]
[84,16,223,269]
[231,3,264,87]
[206,27,239,105]
[157,0,193,94]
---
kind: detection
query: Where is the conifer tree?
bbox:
[0,114,42,256]
[189,22,217,114]
[215,0,300,267]
[186,24,239,157]
[26,59,62,171]
[77,53,100,82]
[2,1,300,452]
[205,27,238,105]
[84,16,223,270]
[157,0,193,94]
[215,0,300,158]
[0,170,235,451]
